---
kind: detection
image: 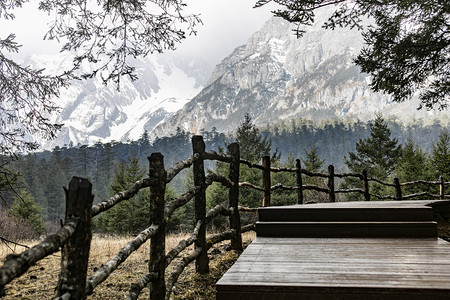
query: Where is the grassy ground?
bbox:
[0,231,255,299]
[3,216,450,299]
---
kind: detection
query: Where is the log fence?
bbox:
[0,135,449,299]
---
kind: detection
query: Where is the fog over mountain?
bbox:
[33,53,211,149]
[33,9,448,149]
[151,14,448,139]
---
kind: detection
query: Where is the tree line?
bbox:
[0,115,448,237]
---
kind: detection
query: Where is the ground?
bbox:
[1,216,450,299]
[0,232,255,299]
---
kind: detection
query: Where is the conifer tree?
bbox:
[207,114,280,221]
[345,115,401,179]
[255,0,449,109]
[9,190,45,236]
[302,146,328,202]
[431,130,450,182]
[303,146,324,173]
[343,115,401,200]
[395,137,432,197]
[96,154,176,234]
[96,154,148,234]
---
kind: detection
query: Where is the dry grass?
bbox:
[0,231,255,299]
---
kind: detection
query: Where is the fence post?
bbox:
[56,177,94,300]
[296,159,303,204]
[394,178,402,200]
[148,153,167,300]
[228,142,242,251]
[362,170,370,201]
[328,165,335,203]
[440,176,445,200]
[192,136,209,273]
[262,156,271,207]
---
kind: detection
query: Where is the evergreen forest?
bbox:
[1,117,449,237]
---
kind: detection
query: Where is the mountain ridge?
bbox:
[150,14,448,140]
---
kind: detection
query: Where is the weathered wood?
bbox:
[148,153,167,300]
[394,177,402,200]
[262,156,271,207]
[206,204,231,220]
[302,184,329,194]
[238,206,258,213]
[219,201,450,299]
[327,165,335,203]
[91,177,155,217]
[192,135,209,274]
[0,218,78,291]
[217,237,450,300]
[164,186,200,220]
[239,181,264,191]
[296,159,303,204]
[165,248,203,300]
[85,225,158,295]
[301,169,329,178]
[127,272,158,300]
[362,170,370,201]
[203,150,232,163]
[239,159,265,171]
[369,177,396,187]
[165,221,202,267]
[56,177,94,300]
[206,172,233,188]
[228,142,242,251]
[440,176,445,200]
[165,153,199,183]
[206,224,256,250]
[271,183,298,191]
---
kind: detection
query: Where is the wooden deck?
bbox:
[216,200,450,299]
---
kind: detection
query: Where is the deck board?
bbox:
[217,237,450,299]
[216,200,450,299]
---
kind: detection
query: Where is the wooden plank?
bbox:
[217,237,450,298]
[256,221,437,238]
[258,207,434,222]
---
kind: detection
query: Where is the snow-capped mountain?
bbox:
[33,8,448,149]
[151,13,448,138]
[30,52,211,149]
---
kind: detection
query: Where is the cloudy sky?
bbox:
[1,0,278,66]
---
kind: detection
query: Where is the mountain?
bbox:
[32,9,448,150]
[29,52,212,149]
[151,13,448,139]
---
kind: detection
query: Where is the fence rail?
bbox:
[0,135,448,299]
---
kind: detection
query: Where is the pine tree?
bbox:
[302,146,328,203]
[236,114,279,163]
[96,155,148,234]
[395,137,432,198]
[207,114,281,224]
[9,190,45,235]
[303,146,324,173]
[345,115,402,179]
[343,115,402,200]
[431,130,450,182]
[96,154,176,234]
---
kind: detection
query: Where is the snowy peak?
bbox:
[151,12,448,138]
[31,52,211,149]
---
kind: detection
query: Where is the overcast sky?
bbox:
[1,0,278,66]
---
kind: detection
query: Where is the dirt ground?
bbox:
[2,215,450,300]
[0,232,255,299]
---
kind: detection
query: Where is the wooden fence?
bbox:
[0,135,449,299]
[260,158,449,205]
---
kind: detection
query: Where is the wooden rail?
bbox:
[0,135,449,299]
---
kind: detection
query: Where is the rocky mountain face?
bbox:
[31,53,211,149]
[34,9,448,149]
[151,14,447,139]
